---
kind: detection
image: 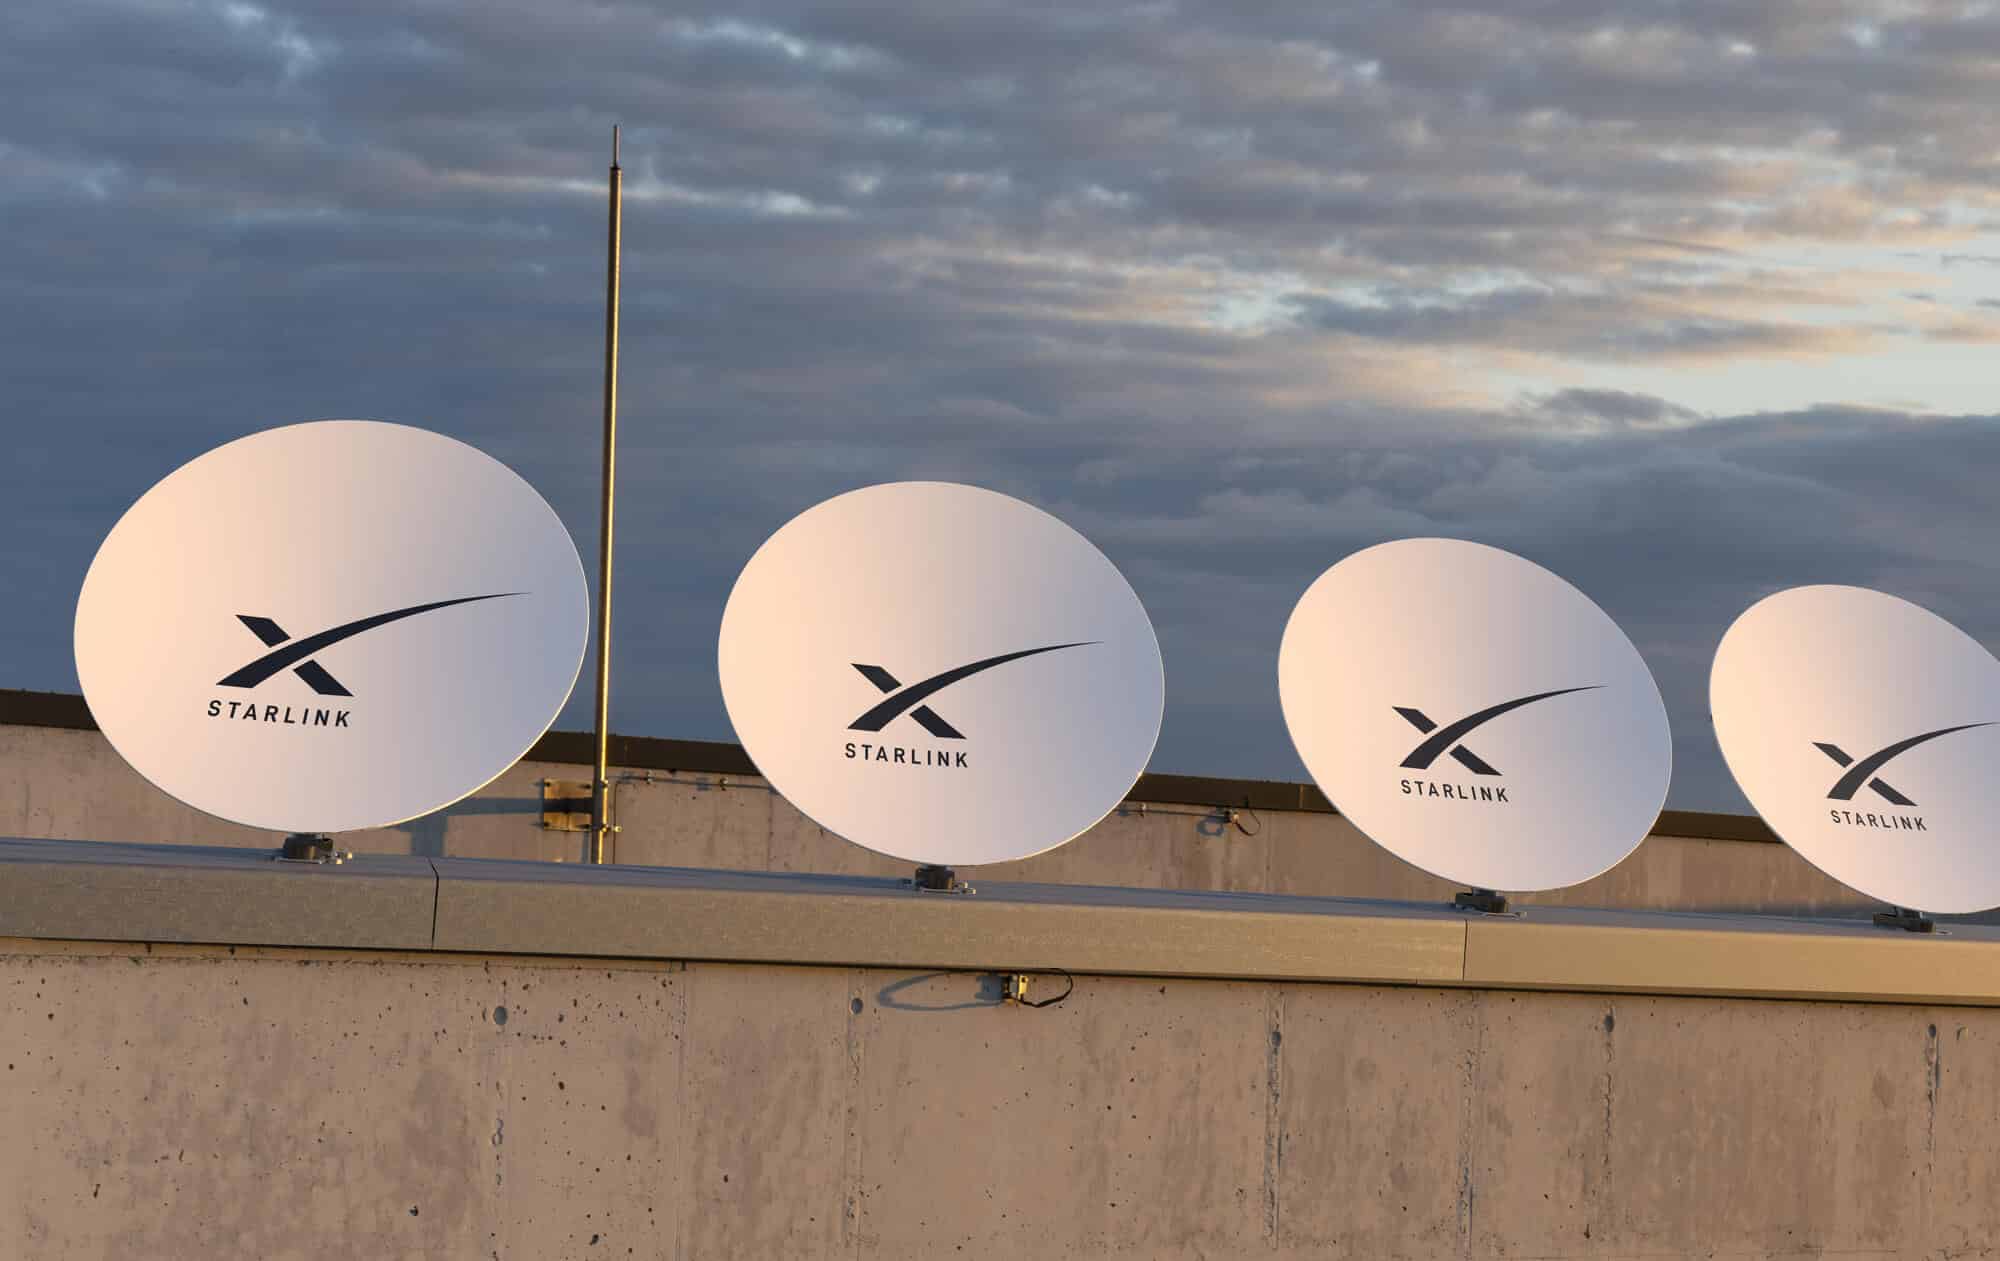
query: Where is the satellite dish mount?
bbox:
[1452,887,1508,915]
[276,833,350,865]
[1872,906,1935,934]
[910,864,973,895]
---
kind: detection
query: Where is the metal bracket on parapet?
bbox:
[274,833,351,865]
[909,864,975,895]
[539,779,594,832]
[1872,906,1935,933]
[1453,887,1509,915]
[998,969,1076,1008]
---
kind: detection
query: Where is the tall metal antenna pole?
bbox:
[589,125,623,864]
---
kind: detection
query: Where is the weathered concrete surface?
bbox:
[0,721,1886,916]
[1,940,1993,1260]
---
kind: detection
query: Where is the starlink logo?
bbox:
[841,643,1094,769]
[202,594,519,730]
[1815,722,1992,830]
[1394,686,1600,804]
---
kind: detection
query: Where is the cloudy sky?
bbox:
[8,0,2000,810]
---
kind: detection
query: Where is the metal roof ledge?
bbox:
[428,856,1466,984]
[5,838,2000,1007]
[0,837,436,951]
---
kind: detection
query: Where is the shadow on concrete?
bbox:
[875,971,1008,1012]
[394,797,545,858]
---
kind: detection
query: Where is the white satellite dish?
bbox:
[717,482,1164,869]
[1711,585,2000,917]
[1278,538,1672,898]
[74,420,588,837]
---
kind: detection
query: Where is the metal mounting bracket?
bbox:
[1453,887,1509,914]
[540,779,594,832]
[909,865,975,895]
[273,833,350,865]
[1872,906,1935,933]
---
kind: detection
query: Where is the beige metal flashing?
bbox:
[6,837,2000,1005]
[0,838,436,951]
[429,859,1467,983]
[1466,907,2000,1005]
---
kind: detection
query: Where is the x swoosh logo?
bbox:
[1815,723,1993,805]
[217,594,521,693]
[848,642,1096,736]
[1395,686,1601,775]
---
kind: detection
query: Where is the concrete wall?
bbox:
[4,936,1994,1260]
[7,701,1997,1261]
[0,719,1891,918]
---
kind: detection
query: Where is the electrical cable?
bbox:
[1015,968,1074,1009]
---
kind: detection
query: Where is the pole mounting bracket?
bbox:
[540,779,594,832]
